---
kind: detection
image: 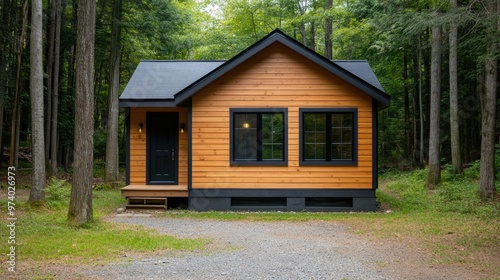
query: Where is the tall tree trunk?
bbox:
[105,0,122,182]
[10,0,28,167]
[29,0,46,203]
[449,0,462,174]
[404,53,410,160]
[309,21,315,51]
[418,38,424,164]
[297,2,307,45]
[50,0,62,176]
[479,0,498,199]
[68,0,96,226]
[0,0,11,160]
[45,0,55,163]
[14,102,21,168]
[426,24,442,189]
[324,0,333,60]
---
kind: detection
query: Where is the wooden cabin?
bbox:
[119,29,390,211]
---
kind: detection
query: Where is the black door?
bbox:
[147,112,178,184]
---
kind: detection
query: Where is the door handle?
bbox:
[171,148,175,161]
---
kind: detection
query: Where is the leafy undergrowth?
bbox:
[0,178,207,278]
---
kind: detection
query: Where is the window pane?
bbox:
[342,114,352,127]
[234,113,258,160]
[343,128,352,143]
[262,113,284,160]
[332,144,352,160]
[331,113,353,160]
[304,113,326,160]
[233,111,285,162]
[235,113,257,129]
[305,143,326,160]
[332,128,342,143]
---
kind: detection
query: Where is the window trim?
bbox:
[299,108,358,166]
[230,108,288,166]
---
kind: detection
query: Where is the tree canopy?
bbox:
[0,0,498,200]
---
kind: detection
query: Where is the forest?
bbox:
[0,0,498,217]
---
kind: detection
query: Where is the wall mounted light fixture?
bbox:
[138,123,143,133]
[180,123,186,133]
[242,122,251,129]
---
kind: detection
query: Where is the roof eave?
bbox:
[119,98,176,108]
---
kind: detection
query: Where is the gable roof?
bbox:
[119,29,390,108]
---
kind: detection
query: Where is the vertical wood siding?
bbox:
[191,42,373,189]
[129,107,188,185]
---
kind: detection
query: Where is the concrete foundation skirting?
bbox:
[188,189,377,212]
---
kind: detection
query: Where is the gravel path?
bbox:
[85,216,395,280]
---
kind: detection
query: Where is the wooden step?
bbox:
[126,197,167,210]
[121,185,188,198]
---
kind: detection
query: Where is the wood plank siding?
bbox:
[191,42,373,189]
[129,107,188,185]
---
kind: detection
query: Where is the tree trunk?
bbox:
[297,2,307,45]
[426,24,442,189]
[479,0,498,199]
[449,0,462,174]
[45,0,55,163]
[324,0,333,60]
[105,0,122,182]
[309,21,315,51]
[50,0,62,176]
[29,0,46,203]
[10,0,28,167]
[0,0,11,161]
[418,38,424,164]
[404,53,410,160]
[68,0,95,226]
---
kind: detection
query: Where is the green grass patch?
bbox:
[17,216,205,264]
[0,179,207,268]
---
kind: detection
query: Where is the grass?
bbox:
[0,178,208,278]
[0,164,498,278]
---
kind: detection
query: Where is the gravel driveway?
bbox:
[85,216,395,280]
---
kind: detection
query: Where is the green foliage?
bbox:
[93,127,107,159]
[45,177,71,210]
[379,167,499,218]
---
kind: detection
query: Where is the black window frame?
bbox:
[299,108,358,166]
[230,108,288,166]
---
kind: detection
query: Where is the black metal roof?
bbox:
[119,29,390,108]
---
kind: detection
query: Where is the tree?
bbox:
[426,24,442,189]
[29,0,46,203]
[50,0,62,175]
[479,0,498,199]
[324,0,333,59]
[10,0,29,167]
[0,0,13,162]
[105,0,122,183]
[449,0,462,174]
[68,0,96,226]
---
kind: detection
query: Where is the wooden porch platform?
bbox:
[121,185,189,198]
